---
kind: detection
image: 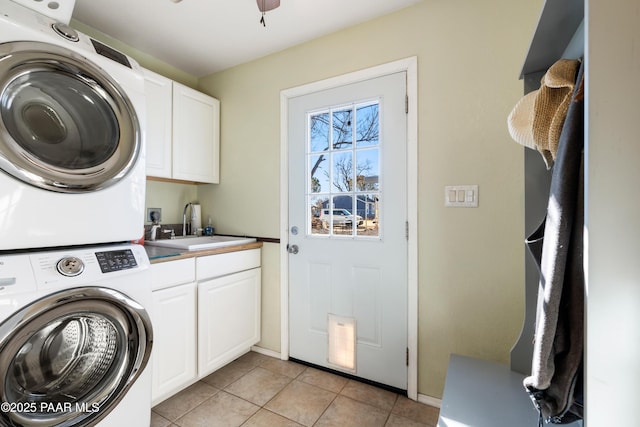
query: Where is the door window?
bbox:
[308,101,380,238]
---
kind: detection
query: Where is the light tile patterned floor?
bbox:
[151,351,440,427]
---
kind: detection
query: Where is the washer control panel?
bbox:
[95,249,138,273]
[26,244,148,289]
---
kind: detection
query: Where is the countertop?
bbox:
[144,241,263,264]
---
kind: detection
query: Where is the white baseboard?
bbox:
[251,345,282,359]
[418,393,442,408]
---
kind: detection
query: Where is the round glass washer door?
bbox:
[0,287,153,427]
[0,41,140,193]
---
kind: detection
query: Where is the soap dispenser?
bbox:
[204,217,214,236]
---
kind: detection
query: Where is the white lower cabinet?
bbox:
[198,267,261,377]
[151,282,197,405]
[150,248,261,405]
[150,258,197,406]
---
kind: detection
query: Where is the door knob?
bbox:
[287,244,299,255]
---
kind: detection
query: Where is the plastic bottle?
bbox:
[204,217,214,236]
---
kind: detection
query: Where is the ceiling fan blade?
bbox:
[257,0,280,12]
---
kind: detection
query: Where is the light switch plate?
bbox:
[444,185,478,207]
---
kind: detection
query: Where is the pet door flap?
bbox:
[327,314,356,372]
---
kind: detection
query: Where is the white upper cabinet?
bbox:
[143,69,173,178]
[143,69,220,184]
[172,82,220,184]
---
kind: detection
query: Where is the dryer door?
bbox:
[0,41,140,193]
[0,287,152,427]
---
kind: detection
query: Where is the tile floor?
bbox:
[151,351,440,427]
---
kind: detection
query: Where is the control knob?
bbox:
[56,256,84,277]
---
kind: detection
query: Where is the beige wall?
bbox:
[144,181,198,225]
[197,0,542,398]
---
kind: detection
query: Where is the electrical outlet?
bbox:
[147,208,162,222]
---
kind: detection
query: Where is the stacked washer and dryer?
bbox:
[0,0,153,426]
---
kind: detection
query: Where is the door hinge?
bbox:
[406,347,409,366]
[405,221,409,240]
[405,95,409,114]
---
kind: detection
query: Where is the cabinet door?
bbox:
[151,282,197,405]
[172,82,220,183]
[143,69,173,178]
[198,268,261,377]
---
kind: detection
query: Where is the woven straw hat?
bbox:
[508,59,580,169]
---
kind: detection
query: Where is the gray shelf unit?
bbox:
[511,0,584,376]
[438,1,584,425]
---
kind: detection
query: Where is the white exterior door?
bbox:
[288,72,408,390]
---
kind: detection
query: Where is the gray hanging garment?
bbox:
[523,61,584,425]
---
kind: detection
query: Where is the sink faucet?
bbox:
[182,203,192,236]
[150,223,162,241]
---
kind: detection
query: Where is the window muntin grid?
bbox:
[307,100,381,238]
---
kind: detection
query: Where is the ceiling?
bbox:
[72,0,423,77]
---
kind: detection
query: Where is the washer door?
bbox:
[0,287,152,427]
[0,41,140,193]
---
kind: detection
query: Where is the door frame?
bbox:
[279,57,418,399]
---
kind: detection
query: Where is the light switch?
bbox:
[466,190,474,202]
[444,185,478,208]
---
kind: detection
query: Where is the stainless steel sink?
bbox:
[145,235,256,251]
